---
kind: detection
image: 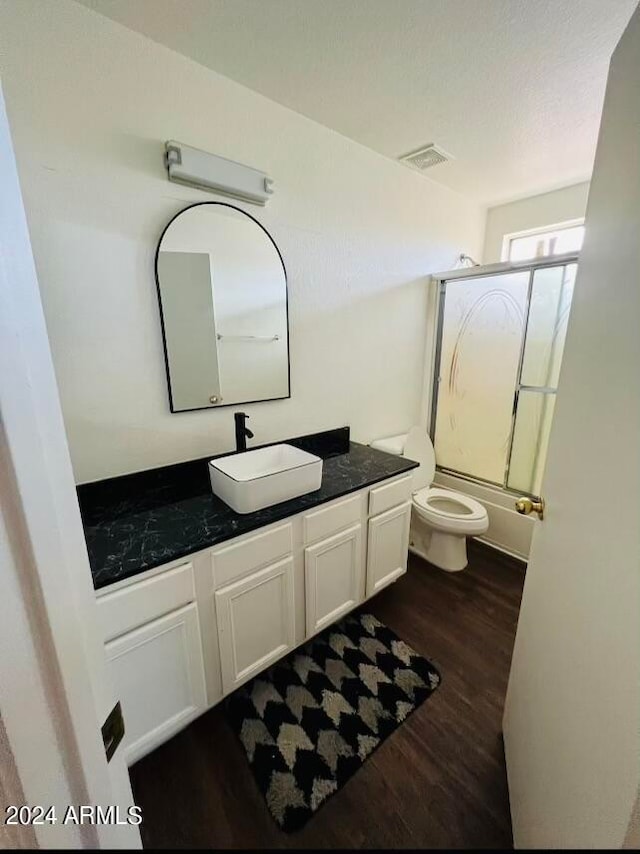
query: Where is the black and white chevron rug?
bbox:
[224,611,441,832]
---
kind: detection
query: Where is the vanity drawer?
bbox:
[368,475,414,517]
[97,561,195,643]
[211,522,293,588]
[303,493,363,544]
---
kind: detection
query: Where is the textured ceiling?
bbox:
[76,0,637,205]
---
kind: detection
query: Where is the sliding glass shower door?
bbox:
[431,259,577,496]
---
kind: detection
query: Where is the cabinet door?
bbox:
[366,501,412,596]
[305,523,363,636]
[105,602,206,765]
[215,557,295,695]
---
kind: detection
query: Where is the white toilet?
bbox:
[371,426,489,572]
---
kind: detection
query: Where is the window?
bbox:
[504,222,584,262]
[431,260,577,496]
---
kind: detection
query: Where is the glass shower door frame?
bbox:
[429,251,580,498]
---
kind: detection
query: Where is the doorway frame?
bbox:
[0,80,140,848]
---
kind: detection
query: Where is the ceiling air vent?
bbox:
[399,143,452,172]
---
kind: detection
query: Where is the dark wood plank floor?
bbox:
[129,541,525,849]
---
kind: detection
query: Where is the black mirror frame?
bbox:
[154,201,291,413]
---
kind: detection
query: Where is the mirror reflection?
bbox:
[156,203,289,412]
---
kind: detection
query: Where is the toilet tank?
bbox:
[371,427,435,490]
[370,434,408,456]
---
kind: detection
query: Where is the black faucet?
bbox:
[234,412,254,453]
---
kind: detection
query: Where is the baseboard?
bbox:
[473,536,528,566]
[408,544,429,563]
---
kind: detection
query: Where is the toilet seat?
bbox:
[413,486,488,535]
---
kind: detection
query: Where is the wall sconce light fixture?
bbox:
[165,140,274,206]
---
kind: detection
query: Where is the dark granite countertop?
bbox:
[79,428,418,591]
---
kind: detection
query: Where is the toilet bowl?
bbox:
[371,426,489,572]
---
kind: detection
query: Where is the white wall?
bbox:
[0,0,483,483]
[483,182,590,262]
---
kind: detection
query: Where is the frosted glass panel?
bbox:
[521,264,576,388]
[508,391,556,495]
[434,272,529,483]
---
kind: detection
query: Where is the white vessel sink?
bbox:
[208,444,323,514]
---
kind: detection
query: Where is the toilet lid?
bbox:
[403,426,436,490]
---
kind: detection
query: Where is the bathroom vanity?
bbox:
[76,204,420,766]
[80,430,418,765]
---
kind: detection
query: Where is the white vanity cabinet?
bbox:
[366,501,412,595]
[105,604,206,765]
[97,563,207,765]
[302,493,366,635]
[95,472,413,765]
[304,524,363,635]
[366,475,413,595]
[210,521,296,694]
[215,557,296,694]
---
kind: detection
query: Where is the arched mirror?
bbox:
[155,202,290,412]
